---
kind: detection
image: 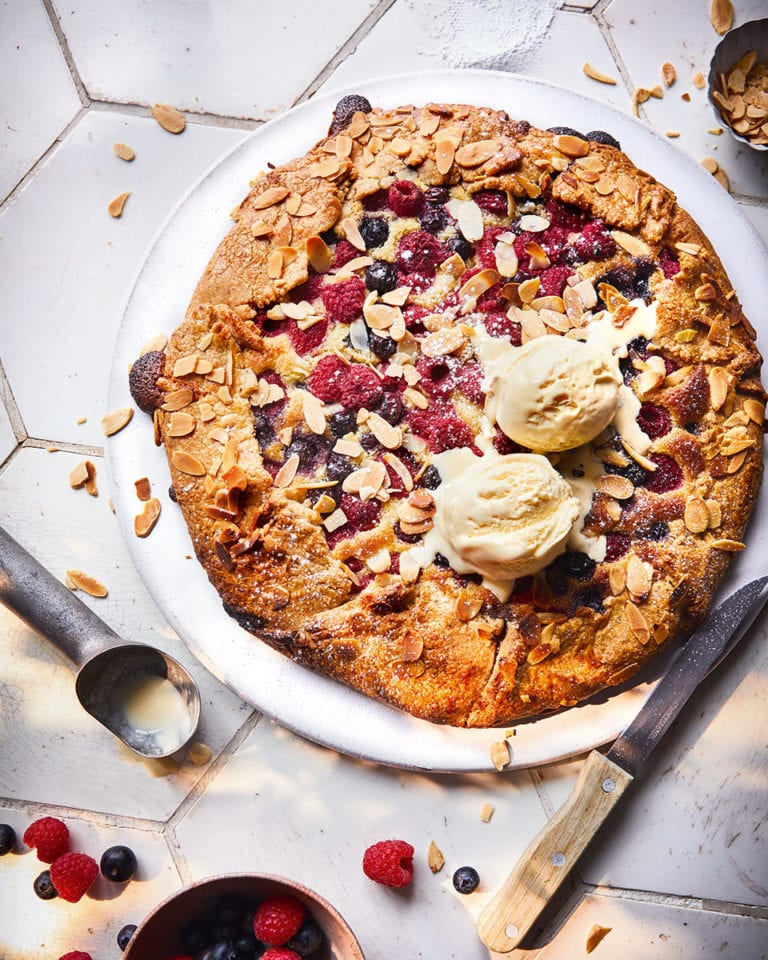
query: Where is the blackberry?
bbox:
[420,204,449,235]
[605,458,649,488]
[329,410,358,438]
[368,329,397,359]
[359,216,389,248]
[117,924,137,951]
[547,125,584,138]
[100,845,137,883]
[33,870,58,900]
[395,524,422,543]
[0,824,16,856]
[364,260,398,294]
[425,185,450,204]
[445,235,474,261]
[326,452,355,481]
[287,918,325,956]
[420,465,442,489]
[377,393,404,425]
[452,866,480,894]
[585,129,621,149]
[168,484,178,502]
[329,94,371,135]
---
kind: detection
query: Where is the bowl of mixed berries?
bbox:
[122,873,364,960]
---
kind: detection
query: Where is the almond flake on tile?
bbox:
[68,460,91,490]
[427,840,445,873]
[583,62,617,85]
[66,569,108,597]
[108,192,131,218]
[586,925,612,954]
[134,497,161,538]
[693,71,706,89]
[709,0,733,34]
[490,740,510,771]
[113,142,136,161]
[101,406,134,436]
[662,62,677,86]
[134,477,151,501]
[152,102,186,133]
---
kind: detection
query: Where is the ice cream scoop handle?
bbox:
[476,750,633,952]
[0,525,123,667]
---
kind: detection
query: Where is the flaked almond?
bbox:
[455,198,484,242]
[420,326,467,358]
[480,802,495,823]
[684,497,710,533]
[134,497,161,538]
[68,460,91,490]
[709,0,733,35]
[435,137,455,175]
[398,551,421,583]
[66,569,108,597]
[364,301,401,331]
[701,156,719,174]
[343,461,387,500]
[113,142,136,161]
[744,398,765,426]
[627,554,653,598]
[427,840,445,873]
[455,139,499,167]
[459,268,499,300]
[490,740,510,771]
[167,411,196,437]
[706,499,722,528]
[586,925,612,954]
[595,474,634,499]
[609,564,627,596]
[108,192,130,218]
[134,477,151,501]
[302,396,327,436]
[401,632,424,663]
[383,453,413,491]
[162,388,194,412]
[252,185,290,210]
[611,229,651,258]
[341,216,366,252]
[101,406,134,437]
[708,367,730,411]
[152,102,186,133]
[172,353,198,377]
[583,62,617,85]
[626,600,651,644]
[366,548,391,574]
[171,450,206,476]
[662,62,677,86]
[323,508,347,533]
[367,412,403,450]
[456,592,483,622]
[710,538,745,552]
[553,133,589,157]
[305,234,332,273]
[273,454,300,488]
[518,214,549,232]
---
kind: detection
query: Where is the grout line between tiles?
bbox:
[40,0,91,107]
[0,795,166,834]
[580,881,768,919]
[86,99,262,131]
[21,437,105,458]
[527,766,557,820]
[0,358,28,444]
[292,0,399,105]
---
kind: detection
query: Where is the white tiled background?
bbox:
[1,1,767,958]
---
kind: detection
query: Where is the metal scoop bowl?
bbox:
[0,525,200,758]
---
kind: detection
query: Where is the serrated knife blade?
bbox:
[477,575,768,954]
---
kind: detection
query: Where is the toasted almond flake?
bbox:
[553,133,589,157]
[684,497,710,533]
[516,277,540,304]
[134,497,161,538]
[250,219,272,238]
[341,216,366,252]
[252,185,290,210]
[594,175,616,195]
[398,551,421,583]
[68,460,91,490]
[139,332,168,357]
[693,71,706,89]
[323,507,348,532]
[676,241,702,257]
[305,234,333,273]
[714,165,730,191]
[66,569,108,597]
[611,229,651,258]
[709,0,733,34]
[101,406,133,436]
[627,554,653,598]
[267,250,284,279]
[152,102,186,133]
[172,354,198,378]
[626,600,651,644]
[595,473,634,499]
[459,268,499,300]
[490,740,510,771]
[711,538,746,552]
[480,802,495,823]
[455,138,499,167]
[368,412,403,450]
[708,367,730,410]
[428,840,445,873]
[518,214,550,232]
[171,450,206,476]
[167,411,196,437]
[420,326,467,358]
[456,592,483,622]
[609,564,627,596]
[433,137,455,175]
[455,198,484,242]
[706,499,723,529]
[674,328,698,344]
[586,925,612,954]
[195,357,213,375]
[401,632,424,662]
[662,62,677,86]
[345,111,369,139]
[744,399,765,425]
[113,141,135,161]
[273,454,300,489]
[404,387,429,409]
[134,477,151,501]
[695,282,717,301]
[666,130,681,138]
[495,242,519,278]
[83,464,98,497]
[721,437,755,456]
[334,437,364,458]
[160,388,193,412]
[301,398,326,436]
[108,191,131,218]
[366,548,391,574]
[583,62,617,85]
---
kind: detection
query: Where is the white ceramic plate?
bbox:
[107,70,768,772]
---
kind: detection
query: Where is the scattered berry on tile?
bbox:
[362,839,415,887]
[49,852,99,903]
[23,816,70,863]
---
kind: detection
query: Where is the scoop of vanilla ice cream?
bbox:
[492,336,621,452]
[434,453,580,580]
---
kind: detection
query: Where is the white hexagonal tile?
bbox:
[0,110,246,447]
[54,0,379,120]
[740,201,768,248]
[0,445,251,819]
[601,0,768,197]
[175,717,550,960]
[0,0,81,202]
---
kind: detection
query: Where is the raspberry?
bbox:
[409,402,475,453]
[538,225,572,265]
[288,317,328,355]
[455,361,485,403]
[484,312,522,344]
[23,817,69,863]
[544,197,584,231]
[308,356,346,402]
[637,402,672,439]
[362,188,389,211]
[388,180,424,217]
[644,453,683,494]
[49,852,99,903]
[416,356,457,397]
[659,246,681,278]
[395,230,447,276]
[321,276,366,324]
[333,239,362,268]
[572,219,616,261]
[473,189,508,215]
[289,274,326,304]
[475,226,507,269]
[339,493,381,533]
[492,428,524,455]
[58,953,92,960]
[254,894,305,945]
[262,949,302,960]
[538,264,573,296]
[256,311,290,339]
[362,839,414,887]
[604,532,631,562]
[402,303,430,332]
[340,364,384,409]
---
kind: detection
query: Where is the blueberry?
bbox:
[33,870,58,900]
[287,431,324,471]
[425,185,450,204]
[420,204,449,235]
[168,484,178,502]
[217,894,246,923]
[209,941,238,960]
[252,408,275,447]
[377,393,404,425]
[452,865,480,894]
[559,551,596,581]
[182,918,211,951]
[368,329,397,359]
[547,125,584,138]
[573,585,605,613]
[212,920,240,940]
[117,924,137,951]
[326,452,355,481]
[605,458,648,488]
[445,235,474,261]
[359,216,389,248]
[420,465,442,489]
[365,260,398,294]
[0,824,16,856]
[287,918,325,956]
[585,129,621,150]
[637,520,669,541]
[433,552,450,568]
[100,845,137,883]
[359,432,379,452]
[329,410,358,438]
[234,933,263,958]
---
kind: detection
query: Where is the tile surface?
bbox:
[0,395,17,463]
[0,0,81,202]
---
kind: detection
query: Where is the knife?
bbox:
[477,575,768,953]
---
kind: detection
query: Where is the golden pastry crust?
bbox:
[131,101,765,727]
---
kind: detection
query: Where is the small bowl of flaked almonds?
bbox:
[708,18,768,150]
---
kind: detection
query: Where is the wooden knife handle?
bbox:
[477,750,633,953]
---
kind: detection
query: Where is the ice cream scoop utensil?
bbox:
[0,525,200,758]
[477,575,768,952]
